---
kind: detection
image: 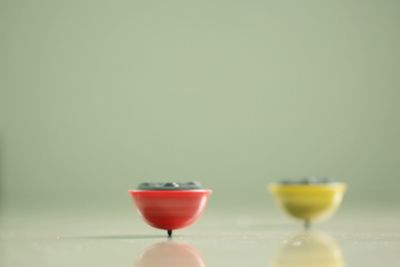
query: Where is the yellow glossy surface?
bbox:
[268,183,347,222]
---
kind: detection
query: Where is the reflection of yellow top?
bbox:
[268,183,347,222]
[270,231,344,267]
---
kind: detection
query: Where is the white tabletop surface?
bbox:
[1,209,399,267]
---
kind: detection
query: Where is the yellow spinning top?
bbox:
[268,178,346,227]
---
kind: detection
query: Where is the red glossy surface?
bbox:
[129,190,212,230]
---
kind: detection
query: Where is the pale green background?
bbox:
[1,0,399,215]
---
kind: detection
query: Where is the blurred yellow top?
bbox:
[268,183,347,222]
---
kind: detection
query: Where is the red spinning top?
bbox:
[129,182,212,237]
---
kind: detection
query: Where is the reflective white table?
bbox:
[1,209,399,267]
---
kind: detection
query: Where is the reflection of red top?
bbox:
[134,241,206,267]
[129,190,212,230]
